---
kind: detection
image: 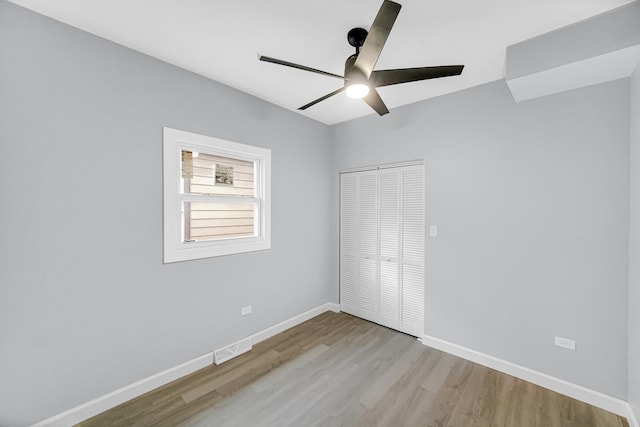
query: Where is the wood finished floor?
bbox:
[78,312,629,427]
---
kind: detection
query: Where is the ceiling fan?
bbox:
[259,0,464,116]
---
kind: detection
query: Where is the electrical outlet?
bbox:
[429,225,438,237]
[554,336,576,351]
[241,305,252,316]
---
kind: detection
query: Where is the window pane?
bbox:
[183,201,256,242]
[181,151,255,197]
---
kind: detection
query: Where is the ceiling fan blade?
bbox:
[371,65,464,87]
[259,55,344,80]
[298,87,346,110]
[353,0,401,79]
[363,88,389,116]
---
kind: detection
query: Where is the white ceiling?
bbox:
[9,0,636,125]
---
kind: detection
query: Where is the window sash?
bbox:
[181,199,261,243]
[181,150,257,197]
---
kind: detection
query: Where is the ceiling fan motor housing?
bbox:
[344,54,357,78]
[344,54,368,87]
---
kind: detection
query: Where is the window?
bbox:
[163,127,271,263]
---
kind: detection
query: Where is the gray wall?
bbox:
[331,79,630,399]
[0,2,334,426]
[630,64,640,422]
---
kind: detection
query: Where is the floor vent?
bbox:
[214,337,252,365]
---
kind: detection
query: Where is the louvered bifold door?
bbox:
[400,165,425,337]
[340,173,358,316]
[356,171,379,323]
[377,168,401,330]
[340,165,424,337]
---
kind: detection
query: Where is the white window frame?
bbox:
[163,127,271,263]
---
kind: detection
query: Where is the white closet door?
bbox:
[357,171,379,322]
[340,173,358,315]
[401,165,424,336]
[339,164,424,338]
[377,168,400,330]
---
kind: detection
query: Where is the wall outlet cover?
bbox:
[554,336,576,351]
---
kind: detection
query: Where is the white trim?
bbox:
[421,334,629,417]
[249,302,340,345]
[628,404,640,427]
[31,353,214,427]
[31,302,340,427]
[163,127,271,263]
[340,159,424,174]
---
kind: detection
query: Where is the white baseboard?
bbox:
[249,302,340,345]
[328,302,341,312]
[31,352,214,427]
[32,301,340,427]
[422,334,629,418]
[629,404,640,427]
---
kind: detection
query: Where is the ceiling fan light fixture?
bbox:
[260,0,464,116]
[346,83,370,99]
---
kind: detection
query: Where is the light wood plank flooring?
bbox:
[78,312,629,427]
